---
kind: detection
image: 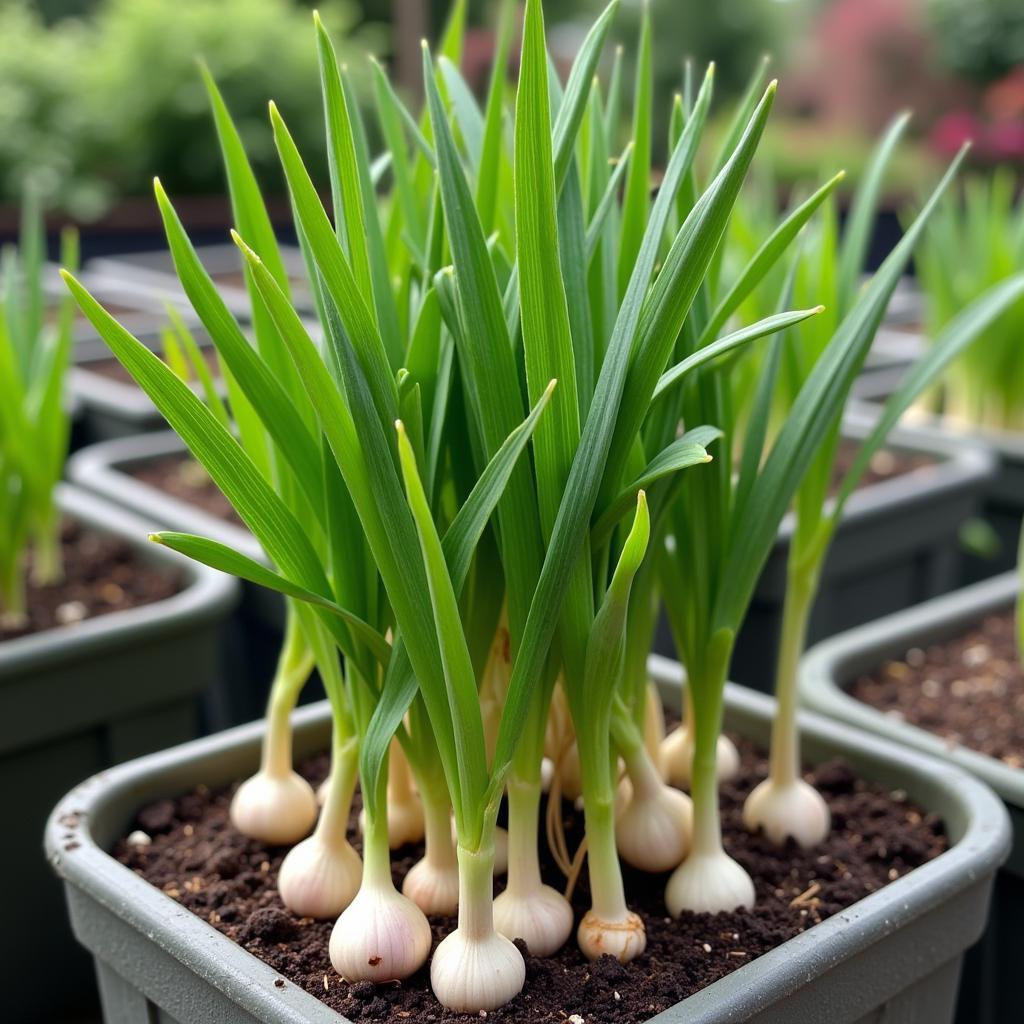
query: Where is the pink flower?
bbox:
[929,111,980,158]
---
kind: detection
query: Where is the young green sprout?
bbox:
[0,199,77,627]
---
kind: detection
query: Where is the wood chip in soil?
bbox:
[114,738,945,1023]
[852,609,1024,769]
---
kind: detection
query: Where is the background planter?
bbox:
[69,431,290,727]
[800,573,1023,1024]
[4,484,238,1022]
[70,324,217,443]
[87,242,316,317]
[680,412,996,691]
[852,389,1024,584]
[47,661,1008,1024]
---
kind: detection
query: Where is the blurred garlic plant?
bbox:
[916,168,1024,433]
[0,197,77,627]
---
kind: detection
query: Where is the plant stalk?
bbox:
[768,562,817,787]
[577,729,626,921]
[260,612,314,778]
[30,516,63,587]
[317,729,359,849]
[455,843,497,941]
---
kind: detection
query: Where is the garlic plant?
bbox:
[0,198,77,627]
[60,0,1013,1013]
[916,168,1024,433]
[728,119,1024,851]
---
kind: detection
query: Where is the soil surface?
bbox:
[0,518,182,641]
[852,610,1024,769]
[128,454,244,527]
[115,738,946,1024]
[831,437,934,494]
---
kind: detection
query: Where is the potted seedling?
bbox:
[854,171,1024,582]
[800,526,1024,1024]
[0,201,238,1020]
[48,2,1010,1021]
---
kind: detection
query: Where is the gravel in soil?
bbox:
[852,609,1024,769]
[115,738,946,1024]
[128,454,243,527]
[0,518,182,641]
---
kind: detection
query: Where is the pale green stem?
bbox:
[504,775,542,896]
[30,517,63,586]
[0,555,26,627]
[420,780,458,873]
[317,729,359,850]
[688,637,732,858]
[260,617,315,778]
[361,765,394,889]
[612,709,659,801]
[577,729,627,921]
[456,843,497,941]
[768,568,816,787]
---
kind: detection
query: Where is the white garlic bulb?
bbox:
[577,909,646,962]
[665,848,755,916]
[230,769,317,845]
[742,777,831,849]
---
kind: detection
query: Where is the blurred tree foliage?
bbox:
[542,0,792,155]
[0,0,378,219]
[927,0,1024,85]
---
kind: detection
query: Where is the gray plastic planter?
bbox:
[71,322,217,443]
[87,242,316,317]
[852,389,1024,583]
[69,431,288,726]
[4,484,238,1021]
[722,411,995,690]
[47,657,1008,1024]
[800,574,1023,1024]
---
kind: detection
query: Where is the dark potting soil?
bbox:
[830,437,934,494]
[852,609,1024,769]
[114,739,945,1024]
[0,518,182,641]
[128,454,244,527]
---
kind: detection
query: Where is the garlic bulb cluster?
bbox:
[661,722,740,788]
[402,787,460,915]
[230,768,317,846]
[430,844,525,1012]
[743,777,830,848]
[493,776,573,957]
[577,909,646,962]
[616,743,692,873]
[278,740,361,919]
[329,879,432,982]
[279,831,361,918]
[665,847,755,916]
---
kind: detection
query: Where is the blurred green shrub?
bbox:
[0,0,377,219]
[928,0,1024,85]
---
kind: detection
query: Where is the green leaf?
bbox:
[592,427,718,545]
[836,111,911,315]
[835,273,1024,513]
[150,530,391,669]
[397,420,488,844]
[616,4,651,298]
[153,181,324,511]
[62,271,334,599]
[654,307,824,400]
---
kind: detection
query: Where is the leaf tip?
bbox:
[545,378,558,398]
[148,533,165,545]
